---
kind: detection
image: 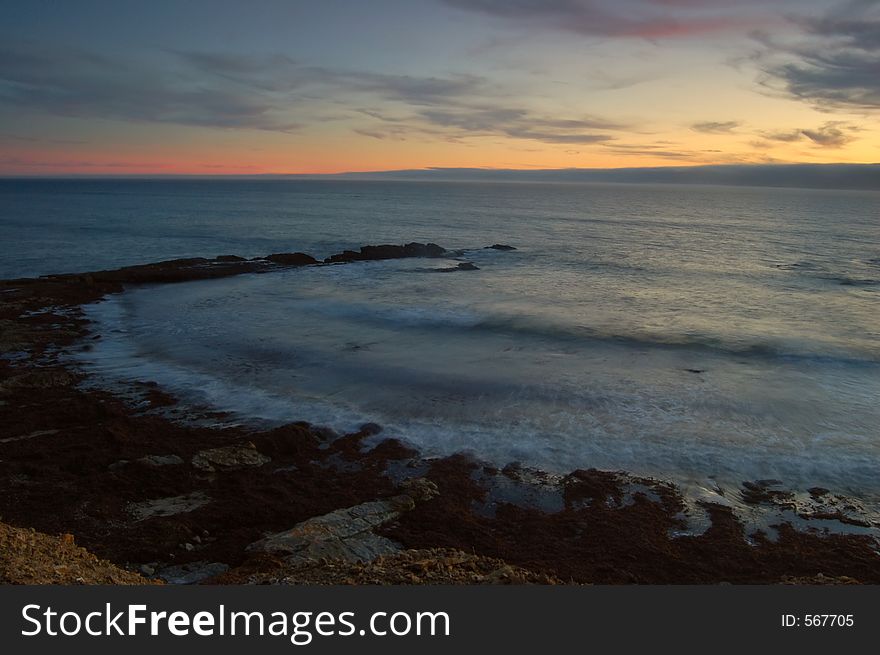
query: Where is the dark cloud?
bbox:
[440,0,761,38]
[0,43,626,146]
[755,1,880,110]
[415,107,622,143]
[0,45,305,132]
[691,120,741,133]
[758,121,858,148]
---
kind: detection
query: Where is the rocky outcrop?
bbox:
[266,252,319,266]
[191,442,271,472]
[0,522,158,585]
[433,262,479,272]
[137,454,185,467]
[486,244,516,251]
[247,478,439,566]
[127,491,212,521]
[324,242,446,264]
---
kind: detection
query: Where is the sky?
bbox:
[0,0,878,175]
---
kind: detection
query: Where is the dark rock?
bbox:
[215,255,246,262]
[137,454,185,468]
[684,368,705,374]
[266,252,319,266]
[157,561,229,585]
[311,426,340,441]
[324,242,446,264]
[359,422,383,437]
[433,262,480,272]
[486,244,516,251]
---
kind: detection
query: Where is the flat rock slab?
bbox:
[127,491,211,522]
[137,454,184,467]
[247,494,417,565]
[0,429,60,444]
[192,442,271,472]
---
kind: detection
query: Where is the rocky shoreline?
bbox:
[2,243,879,584]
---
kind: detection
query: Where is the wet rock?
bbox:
[139,564,156,576]
[740,480,794,507]
[215,255,246,262]
[486,244,516,251]
[137,454,184,467]
[311,426,339,441]
[191,442,271,472]
[324,242,446,264]
[157,561,229,585]
[266,252,318,266]
[433,262,479,272]
[127,491,212,521]
[359,422,383,437]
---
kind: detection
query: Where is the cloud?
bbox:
[440,0,764,39]
[691,120,741,133]
[414,107,623,143]
[0,133,86,145]
[758,121,859,148]
[800,122,856,146]
[0,156,169,169]
[0,43,627,146]
[755,1,880,110]
[0,45,305,132]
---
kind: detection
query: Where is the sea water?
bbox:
[2,178,878,504]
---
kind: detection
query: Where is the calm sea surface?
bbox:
[2,179,879,508]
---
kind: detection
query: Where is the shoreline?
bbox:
[2,245,879,584]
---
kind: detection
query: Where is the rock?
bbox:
[157,561,229,585]
[182,542,194,552]
[311,426,339,441]
[359,422,383,437]
[486,244,516,251]
[191,442,271,472]
[127,491,212,521]
[247,478,437,566]
[433,262,479,272]
[137,454,184,467]
[0,429,60,444]
[215,255,246,262]
[324,242,446,264]
[0,369,76,391]
[399,478,439,502]
[247,499,408,564]
[139,564,156,577]
[266,252,319,266]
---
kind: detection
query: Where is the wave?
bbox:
[286,296,879,367]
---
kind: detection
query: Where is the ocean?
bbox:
[2,178,879,510]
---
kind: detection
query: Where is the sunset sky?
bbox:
[0,0,878,175]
